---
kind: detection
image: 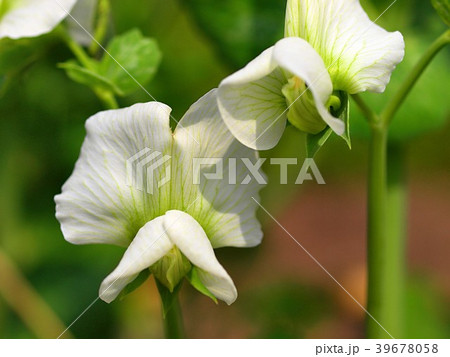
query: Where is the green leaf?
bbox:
[155,279,183,318]
[58,60,122,94]
[186,267,218,304]
[117,269,151,301]
[306,128,333,158]
[431,0,450,26]
[100,29,162,95]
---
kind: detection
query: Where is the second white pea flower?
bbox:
[217,0,405,150]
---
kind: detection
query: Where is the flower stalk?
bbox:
[382,29,450,125]
[89,0,111,56]
[58,27,119,110]
[163,294,185,339]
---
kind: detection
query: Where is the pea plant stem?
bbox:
[351,29,449,339]
[366,122,393,338]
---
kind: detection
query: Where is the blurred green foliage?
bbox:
[240,281,334,338]
[0,0,448,338]
[432,0,450,26]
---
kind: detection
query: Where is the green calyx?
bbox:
[150,247,192,292]
[281,76,327,134]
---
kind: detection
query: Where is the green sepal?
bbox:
[155,279,183,318]
[339,92,351,150]
[305,91,351,157]
[330,90,351,149]
[431,0,450,26]
[305,128,333,158]
[117,269,151,301]
[186,267,218,304]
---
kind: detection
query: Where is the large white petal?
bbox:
[163,210,237,305]
[285,0,405,93]
[99,216,173,303]
[173,90,264,248]
[217,47,288,150]
[273,37,345,135]
[0,0,78,39]
[55,102,173,247]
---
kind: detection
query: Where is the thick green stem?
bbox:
[366,123,393,338]
[163,294,185,339]
[382,29,450,125]
[362,29,449,339]
[385,143,408,336]
[367,132,408,339]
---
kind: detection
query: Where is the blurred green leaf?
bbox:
[186,267,217,304]
[61,29,161,97]
[100,29,162,95]
[58,60,121,95]
[184,0,284,68]
[0,38,46,95]
[404,277,450,338]
[431,0,450,26]
[240,281,334,338]
[0,40,35,74]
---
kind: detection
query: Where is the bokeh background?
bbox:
[0,0,449,338]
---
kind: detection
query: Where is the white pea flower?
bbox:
[217,0,405,150]
[0,0,77,39]
[55,90,264,305]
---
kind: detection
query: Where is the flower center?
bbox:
[281,76,328,134]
